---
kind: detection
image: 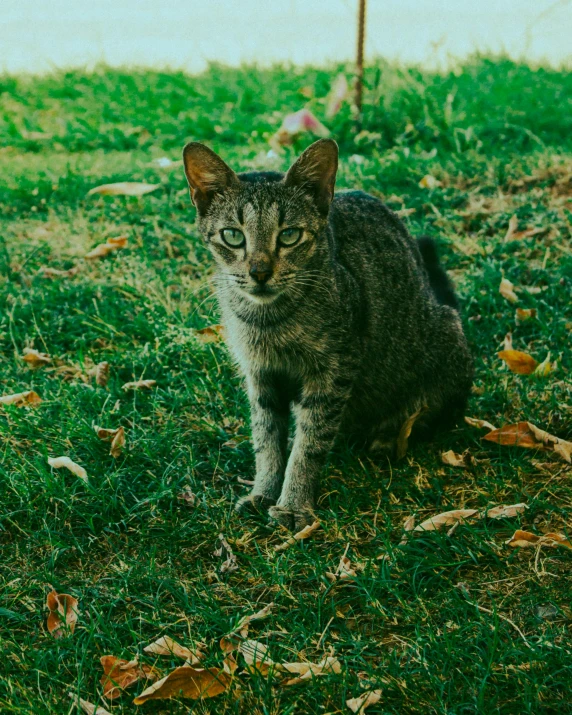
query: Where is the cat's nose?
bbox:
[249,261,273,284]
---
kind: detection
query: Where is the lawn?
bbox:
[1,57,571,714]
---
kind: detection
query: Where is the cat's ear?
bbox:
[182,142,239,215]
[284,138,338,215]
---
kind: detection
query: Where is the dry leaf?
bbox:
[0,390,42,407]
[275,520,321,552]
[85,236,128,259]
[441,450,472,468]
[22,348,51,367]
[396,405,428,458]
[48,456,88,483]
[46,589,79,638]
[464,416,497,432]
[91,361,110,387]
[101,656,159,700]
[68,694,111,715]
[232,603,274,638]
[481,503,528,519]
[270,109,330,149]
[504,214,519,241]
[177,486,197,507]
[506,529,572,550]
[498,350,538,375]
[346,689,383,713]
[144,636,204,665]
[40,266,80,279]
[403,515,416,532]
[419,175,442,189]
[503,333,513,351]
[414,509,479,532]
[326,554,357,582]
[94,425,125,458]
[122,379,156,391]
[88,182,160,197]
[325,74,350,118]
[280,656,341,686]
[239,640,276,675]
[515,308,536,323]
[534,352,556,377]
[499,278,519,303]
[194,325,226,343]
[214,534,238,573]
[483,422,572,462]
[133,665,230,704]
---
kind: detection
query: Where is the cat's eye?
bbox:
[221,228,245,248]
[278,228,303,247]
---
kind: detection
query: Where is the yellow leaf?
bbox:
[346,689,383,713]
[515,308,536,323]
[94,425,126,458]
[40,265,80,279]
[133,666,230,704]
[483,422,572,462]
[419,175,442,189]
[101,656,159,700]
[506,529,572,550]
[441,450,472,468]
[396,405,428,458]
[503,214,519,241]
[414,509,479,532]
[499,278,519,303]
[122,379,157,391]
[68,694,111,715]
[88,182,160,197]
[194,325,226,343]
[0,390,42,407]
[497,349,538,375]
[47,456,88,482]
[46,588,79,638]
[275,521,320,552]
[22,348,51,367]
[85,236,128,259]
[534,352,555,377]
[464,416,496,432]
[144,636,204,665]
[239,640,276,675]
[280,656,341,686]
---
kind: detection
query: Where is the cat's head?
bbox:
[182,139,338,304]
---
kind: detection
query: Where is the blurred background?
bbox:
[2,0,571,74]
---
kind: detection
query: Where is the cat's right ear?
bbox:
[182,142,239,215]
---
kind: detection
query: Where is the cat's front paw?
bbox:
[235,493,276,517]
[268,504,316,532]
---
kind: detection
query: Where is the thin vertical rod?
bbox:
[355,0,367,122]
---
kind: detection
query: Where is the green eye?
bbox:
[278,228,303,247]
[221,228,245,248]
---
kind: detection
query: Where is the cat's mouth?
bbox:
[243,283,280,303]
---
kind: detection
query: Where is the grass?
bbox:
[0,55,571,714]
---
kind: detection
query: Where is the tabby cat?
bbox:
[183,139,473,530]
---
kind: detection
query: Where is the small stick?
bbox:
[355,0,367,127]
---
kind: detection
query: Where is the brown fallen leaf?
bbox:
[346,689,383,713]
[515,308,537,323]
[85,236,128,260]
[214,534,239,574]
[144,636,204,665]
[46,588,79,638]
[101,656,159,700]
[498,349,538,375]
[280,656,341,686]
[534,352,556,377]
[275,520,321,552]
[22,348,51,367]
[481,503,528,519]
[194,325,226,343]
[232,602,274,638]
[499,278,519,304]
[419,175,442,189]
[122,379,156,391]
[133,666,230,704]
[325,553,357,582]
[414,509,479,532]
[464,416,497,432]
[239,640,276,675]
[40,266,80,279]
[483,422,572,462]
[68,693,111,715]
[91,361,110,387]
[94,425,126,458]
[396,405,428,458]
[441,450,473,468]
[48,456,88,483]
[503,214,519,241]
[506,529,572,550]
[88,182,160,197]
[177,486,197,507]
[503,332,513,351]
[0,390,42,407]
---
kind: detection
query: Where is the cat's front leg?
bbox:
[269,386,347,530]
[235,373,289,517]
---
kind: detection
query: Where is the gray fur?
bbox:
[183,139,473,530]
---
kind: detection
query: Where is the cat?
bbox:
[182,138,473,531]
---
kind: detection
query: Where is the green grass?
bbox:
[1,56,571,714]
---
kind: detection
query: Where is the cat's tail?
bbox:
[417,235,459,310]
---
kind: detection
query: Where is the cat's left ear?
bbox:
[183,142,239,215]
[284,139,338,216]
